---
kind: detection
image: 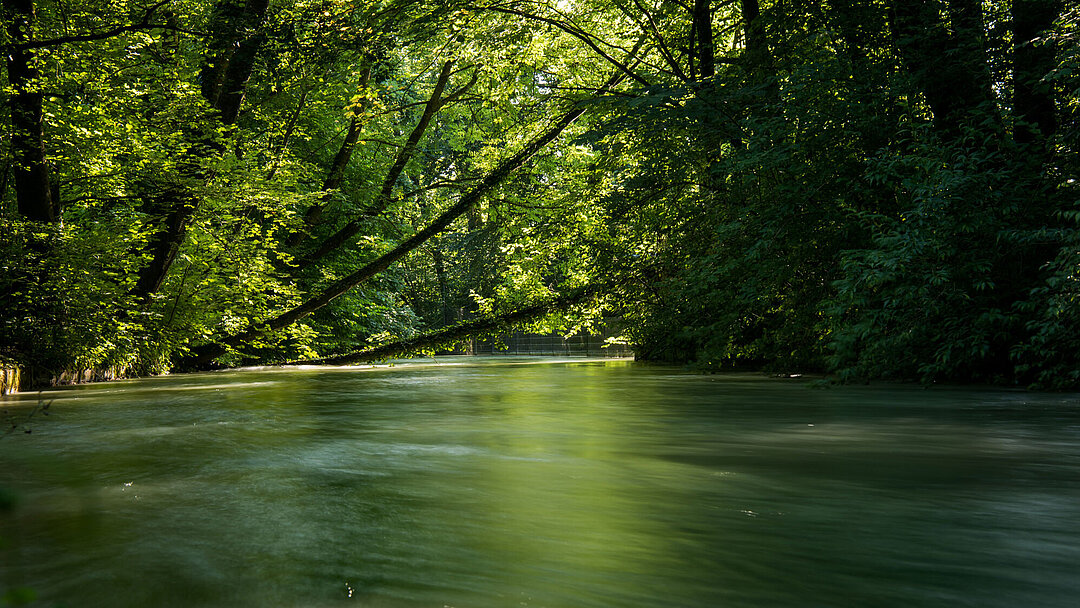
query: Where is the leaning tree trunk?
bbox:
[289,65,375,240]
[292,284,605,366]
[181,75,625,369]
[298,61,470,269]
[132,0,270,302]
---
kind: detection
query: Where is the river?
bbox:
[2,357,1079,607]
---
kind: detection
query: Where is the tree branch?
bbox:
[625,0,688,81]
[484,4,652,88]
[181,70,629,369]
[299,60,457,267]
[17,1,200,49]
[288,283,606,365]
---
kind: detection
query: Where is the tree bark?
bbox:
[888,0,996,139]
[1012,0,1061,145]
[4,0,57,223]
[133,0,269,301]
[693,0,714,79]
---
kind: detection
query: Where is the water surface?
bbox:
[2,357,1079,607]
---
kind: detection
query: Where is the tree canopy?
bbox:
[2,0,1078,388]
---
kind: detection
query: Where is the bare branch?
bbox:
[628,0,687,81]
[484,4,652,88]
[288,283,606,366]
[17,1,200,49]
[300,60,457,267]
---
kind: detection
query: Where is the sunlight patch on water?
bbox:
[114,381,281,392]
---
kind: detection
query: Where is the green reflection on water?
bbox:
[2,358,1080,607]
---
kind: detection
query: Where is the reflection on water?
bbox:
[2,357,1080,607]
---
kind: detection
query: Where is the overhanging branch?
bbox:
[484,4,652,88]
[17,1,200,49]
[289,283,606,365]
[181,70,629,369]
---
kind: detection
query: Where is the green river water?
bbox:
[2,357,1079,607]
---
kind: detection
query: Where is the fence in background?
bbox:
[471,331,632,357]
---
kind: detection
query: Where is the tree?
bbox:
[3,0,1080,389]
[3,0,57,222]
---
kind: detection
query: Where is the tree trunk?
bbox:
[291,116,363,234]
[1012,0,1061,145]
[4,0,57,223]
[888,0,996,139]
[199,0,269,107]
[947,0,997,117]
[741,0,768,71]
[828,0,891,152]
[731,0,776,149]
[133,0,269,301]
[829,0,875,84]
[287,66,374,244]
[693,0,714,79]
[323,67,375,194]
[266,84,312,180]
[216,30,266,125]
[291,284,604,366]
[300,61,457,268]
[132,188,198,297]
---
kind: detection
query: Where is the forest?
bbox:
[1,0,1077,388]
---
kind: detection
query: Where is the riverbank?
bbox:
[0,361,18,396]
[0,354,640,396]
[0,363,133,395]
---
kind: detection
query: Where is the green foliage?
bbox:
[2,0,1079,388]
[578,0,1080,387]
[829,125,1030,382]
